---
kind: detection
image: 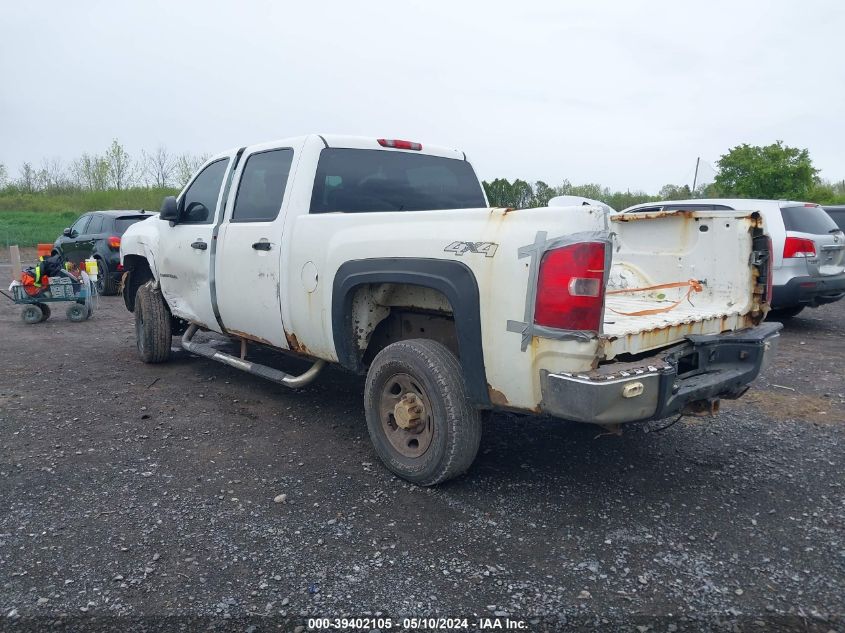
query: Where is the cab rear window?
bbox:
[310,149,486,213]
[780,205,839,235]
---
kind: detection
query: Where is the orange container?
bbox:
[37,243,52,258]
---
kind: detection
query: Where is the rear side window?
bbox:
[114,216,148,234]
[180,159,229,224]
[310,148,486,213]
[87,215,104,234]
[823,207,845,231]
[232,149,294,222]
[781,205,839,234]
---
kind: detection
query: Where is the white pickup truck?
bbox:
[121,134,781,485]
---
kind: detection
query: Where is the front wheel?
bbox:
[21,304,44,324]
[364,339,481,486]
[135,282,172,363]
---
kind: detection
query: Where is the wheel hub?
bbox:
[393,393,425,430]
[378,373,434,458]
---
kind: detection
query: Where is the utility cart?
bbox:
[2,272,98,324]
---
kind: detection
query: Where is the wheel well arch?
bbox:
[332,258,489,406]
[121,255,155,312]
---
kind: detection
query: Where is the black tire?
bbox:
[36,303,51,322]
[21,304,43,324]
[66,303,89,322]
[364,339,481,486]
[95,259,118,295]
[769,305,804,320]
[135,282,171,363]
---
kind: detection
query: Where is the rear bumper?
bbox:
[772,271,845,308]
[539,322,782,424]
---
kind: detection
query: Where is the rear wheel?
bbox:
[21,304,44,324]
[95,259,118,295]
[135,282,171,363]
[66,303,89,322]
[364,339,481,486]
[770,305,804,320]
[36,303,51,321]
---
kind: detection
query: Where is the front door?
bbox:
[215,147,295,348]
[60,213,92,266]
[157,157,230,329]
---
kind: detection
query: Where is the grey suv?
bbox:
[622,199,845,318]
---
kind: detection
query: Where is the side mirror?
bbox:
[160,196,179,222]
[62,227,72,237]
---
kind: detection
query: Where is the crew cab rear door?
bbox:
[214,143,299,348]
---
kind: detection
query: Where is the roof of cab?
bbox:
[212,134,467,162]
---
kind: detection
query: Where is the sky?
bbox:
[1,0,844,192]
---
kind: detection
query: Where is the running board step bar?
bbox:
[181,324,325,388]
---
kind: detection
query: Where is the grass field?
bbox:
[0,187,177,246]
[0,210,79,248]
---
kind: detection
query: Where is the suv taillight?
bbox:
[783,236,815,258]
[107,236,121,250]
[535,242,606,331]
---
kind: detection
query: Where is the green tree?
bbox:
[482,178,535,208]
[104,139,135,190]
[714,141,819,199]
[658,184,692,200]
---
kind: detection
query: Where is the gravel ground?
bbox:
[0,252,843,632]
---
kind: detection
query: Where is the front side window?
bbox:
[232,149,294,222]
[180,159,229,224]
[310,149,486,213]
[71,214,91,236]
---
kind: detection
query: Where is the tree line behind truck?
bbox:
[0,139,843,213]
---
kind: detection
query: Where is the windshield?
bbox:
[114,216,150,234]
[780,205,840,235]
[310,149,486,213]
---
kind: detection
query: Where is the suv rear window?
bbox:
[780,205,839,235]
[114,216,149,234]
[310,149,486,213]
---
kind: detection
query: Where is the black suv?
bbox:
[53,210,154,295]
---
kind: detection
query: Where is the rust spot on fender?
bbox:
[487,385,509,406]
[285,331,311,355]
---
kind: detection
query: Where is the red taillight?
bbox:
[377,138,422,151]
[783,236,815,258]
[534,242,605,331]
[116,263,124,271]
[107,236,121,250]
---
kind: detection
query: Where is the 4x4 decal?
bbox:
[444,241,498,258]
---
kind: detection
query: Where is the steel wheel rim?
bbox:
[378,372,434,458]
